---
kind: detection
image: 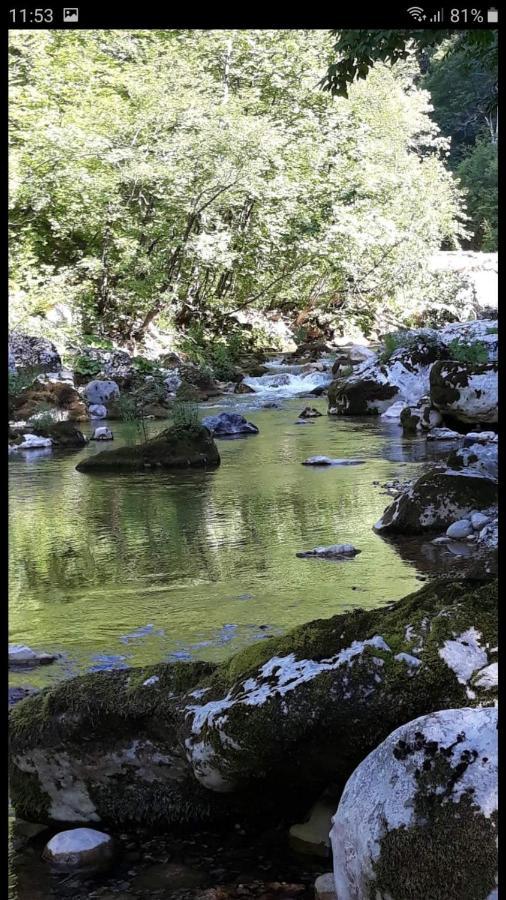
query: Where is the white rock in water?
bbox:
[330,706,498,900]
[11,434,53,450]
[43,828,115,872]
[9,645,57,667]
[471,512,491,531]
[427,427,461,441]
[473,662,498,690]
[83,380,120,405]
[302,456,365,466]
[380,400,407,420]
[464,431,498,445]
[446,519,473,540]
[88,404,108,419]
[296,544,361,559]
[91,426,113,441]
[314,873,338,900]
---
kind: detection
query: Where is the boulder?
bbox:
[296,544,360,559]
[91,427,113,442]
[298,407,322,418]
[42,828,115,873]
[9,434,52,451]
[75,424,220,472]
[380,400,407,421]
[8,332,61,373]
[32,421,88,448]
[400,398,442,435]
[201,413,259,436]
[234,381,255,394]
[163,371,182,393]
[88,404,108,419]
[463,431,497,446]
[374,469,497,535]
[447,443,498,481]
[9,579,496,827]
[330,706,498,900]
[430,360,498,425]
[82,380,120,406]
[302,457,364,466]
[12,382,88,422]
[426,427,462,441]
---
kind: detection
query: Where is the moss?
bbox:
[75,424,220,472]
[9,765,50,822]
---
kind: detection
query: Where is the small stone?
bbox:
[431,536,451,545]
[426,427,461,441]
[314,873,337,900]
[471,512,491,531]
[296,544,360,560]
[42,828,115,873]
[446,519,473,540]
[88,404,108,419]
[302,456,365,466]
[9,645,58,667]
[298,407,322,418]
[91,426,113,441]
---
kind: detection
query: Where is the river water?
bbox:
[9,393,452,693]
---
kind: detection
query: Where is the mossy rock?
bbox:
[374,469,497,534]
[10,579,495,828]
[331,706,497,900]
[75,425,220,472]
[32,421,87,448]
[328,377,397,416]
[13,383,88,423]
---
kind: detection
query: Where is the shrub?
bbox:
[115,394,148,442]
[379,331,411,362]
[72,355,102,378]
[28,403,56,431]
[447,339,488,365]
[132,356,157,375]
[171,400,201,434]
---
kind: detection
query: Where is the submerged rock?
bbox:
[374,469,497,534]
[9,645,58,667]
[296,544,360,559]
[201,413,259,436]
[298,407,322,418]
[42,828,115,873]
[9,579,497,827]
[75,425,220,472]
[330,706,498,900]
[302,456,365,466]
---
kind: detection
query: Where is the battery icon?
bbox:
[487,8,498,22]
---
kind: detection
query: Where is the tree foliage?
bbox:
[9,30,467,345]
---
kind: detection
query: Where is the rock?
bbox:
[42,828,115,873]
[201,413,259,436]
[9,579,497,827]
[8,686,39,707]
[9,434,52,451]
[330,706,498,900]
[88,404,108,419]
[32,421,88,448]
[298,407,322,418]
[76,424,220,472]
[446,519,473,540]
[471,512,491,531]
[234,381,255,394]
[12,382,88,422]
[314,873,337,900]
[8,332,61,373]
[83,380,120,406]
[262,401,280,408]
[447,443,498,481]
[289,790,336,857]
[374,469,497,534]
[296,544,360,559]
[463,431,497,446]
[426,427,462,441]
[400,398,442,435]
[302,456,365,466]
[9,645,58,667]
[91,427,114,441]
[430,359,498,425]
[380,400,407,420]
[163,371,183,393]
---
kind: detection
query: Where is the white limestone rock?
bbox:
[83,380,120,406]
[42,828,115,873]
[330,706,498,900]
[91,426,113,441]
[10,434,53,451]
[9,645,58,667]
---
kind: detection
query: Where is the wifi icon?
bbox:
[407,6,426,19]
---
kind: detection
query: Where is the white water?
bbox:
[243,369,333,397]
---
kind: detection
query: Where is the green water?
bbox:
[9,396,446,690]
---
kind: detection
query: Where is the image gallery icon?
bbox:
[63,8,79,22]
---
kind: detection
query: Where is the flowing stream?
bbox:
[9,394,453,693]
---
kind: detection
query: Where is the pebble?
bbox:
[42,828,115,873]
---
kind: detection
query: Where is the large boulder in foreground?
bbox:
[9,579,497,827]
[8,332,61,373]
[374,469,497,534]
[76,425,220,472]
[430,360,498,425]
[331,706,497,900]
